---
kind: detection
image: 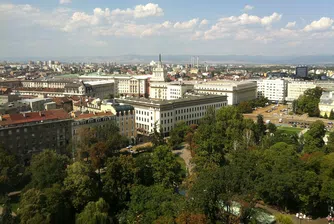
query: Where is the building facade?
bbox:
[193,81,257,105]
[256,79,287,102]
[118,94,228,136]
[0,110,72,159]
[286,81,316,102]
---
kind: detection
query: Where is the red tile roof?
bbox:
[0,109,70,126]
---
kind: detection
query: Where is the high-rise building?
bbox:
[296,67,308,78]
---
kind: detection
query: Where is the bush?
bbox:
[275,214,293,224]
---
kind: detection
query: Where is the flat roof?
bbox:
[84,80,115,85]
[118,94,227,106]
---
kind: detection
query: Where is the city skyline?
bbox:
[1,0,334,58]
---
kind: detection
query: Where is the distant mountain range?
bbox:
[2,55,334,65]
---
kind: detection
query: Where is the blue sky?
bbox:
[1,0,334,58]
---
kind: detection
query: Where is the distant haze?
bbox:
[2,55,334,65]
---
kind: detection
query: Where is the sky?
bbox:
[1,0,334,58]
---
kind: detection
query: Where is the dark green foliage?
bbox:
[0,198,18,224]
[303,120,326,153]
[330,110,334,120]
[63,162,98,211]
[29,150,69,189]
[124,185,184,223]
[102,155,138,212]
[150,122,165,147]
[17,185,72,224]
[0,147,21,195]
[255,114,266,143]
[76,198,111,224]
[168,121,190,149]
[237,101,253,113]
[249,96,270,108]
[151,146,182,188]
[295,87,322,117]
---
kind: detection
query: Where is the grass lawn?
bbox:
[277,126,303,134]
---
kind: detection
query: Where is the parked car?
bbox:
[126,145,133,149]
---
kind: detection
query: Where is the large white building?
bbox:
[78,74,151,97]
[13,80,115,99]
[256,79,287,102]
[319,91,334,116]
[193,81,257,105]
[286,81,316,102]
[149,54,170,100]
[118,94,228,136]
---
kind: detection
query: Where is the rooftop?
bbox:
[84,80,115,85]
[118,94,227,106]
[0,109,70,127]
[72,111,114,120]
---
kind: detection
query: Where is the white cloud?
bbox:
[111,3,163,18]
[243,5,254,11]
[303,17,334,32]
[0,3,40,14]
[60,0,72,5]
[174,18,199,29]
[285,21,296,28]
[261,12,282,26]
[199,19,209,27]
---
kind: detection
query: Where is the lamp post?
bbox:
[296,212,306,224]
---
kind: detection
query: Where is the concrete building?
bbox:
[166,83,194,100]
[149,54,169,100]
[286,81,316,102]
[193,81,257,105]
[72,99,137,139]
[256,79,287,102]
[78,74,151,97]
[20,98,53,112]
[118,94,228,136]
[319,91,334,116]
[0,109,72,159]
[13,80,115,99]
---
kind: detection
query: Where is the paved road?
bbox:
[172,143,194,175]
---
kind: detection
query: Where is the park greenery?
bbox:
[1,106,334,223]
[293,87,323,117]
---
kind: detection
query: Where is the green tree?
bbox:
[267,122,277,133]
[303,120,326,153]
[102,155,138,212]
[237,101,253,113]
[124,185,184,224]
[150,123,165,147]
[168,121,190,149]
[76,198,112,224]
[330,110,334,120]
[17,188,50,224]
[257,142,301,211]
[325,132,334,153]
[0,147,21,195]
[151,146,182,188]
[0,198,17,224]
[64,162,98,210]
[254,114,266,143]
[90,142,108,177]
[324,113,328,119]
[29,150,69,189]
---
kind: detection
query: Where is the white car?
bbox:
[126,145,133,149]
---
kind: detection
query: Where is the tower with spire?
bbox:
[151,54,167,82]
